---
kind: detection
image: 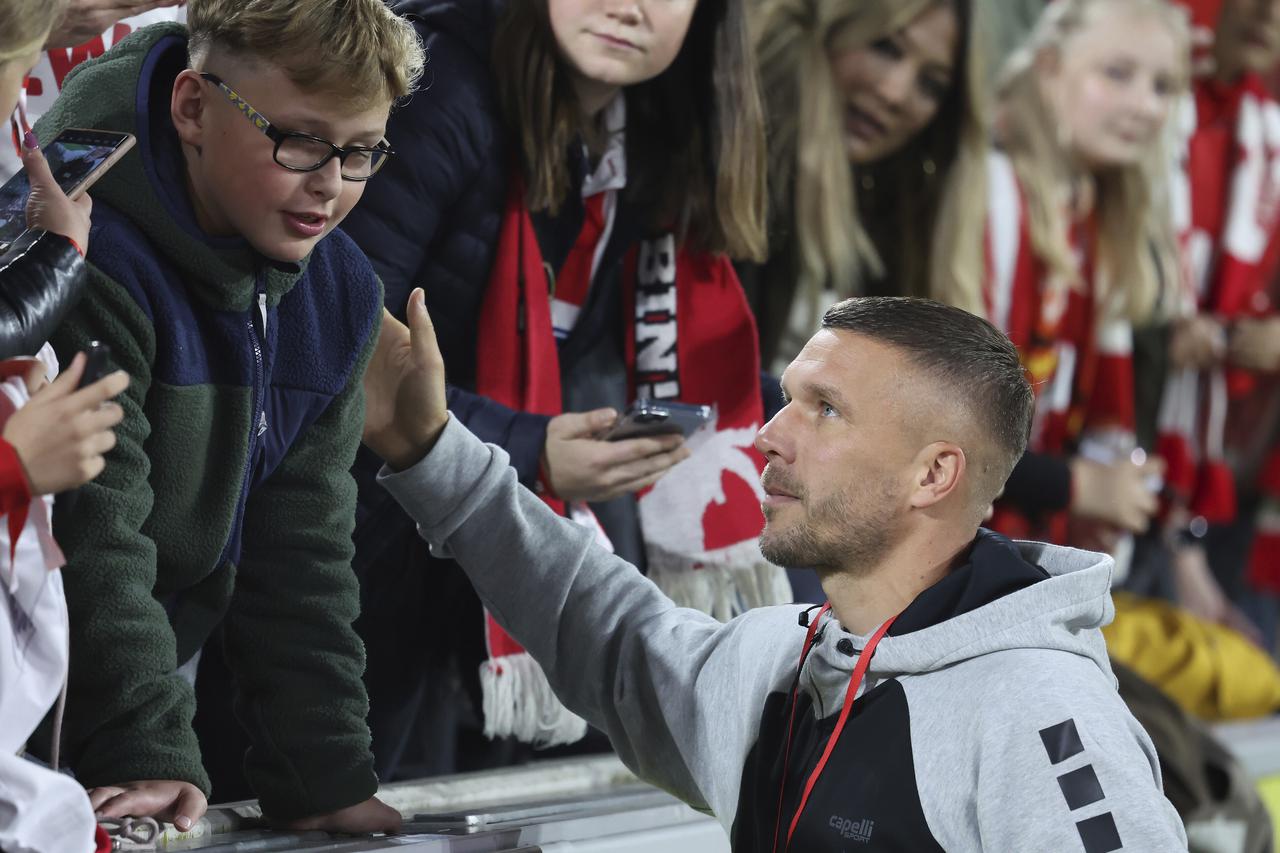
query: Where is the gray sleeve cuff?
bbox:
[375,414,507,552]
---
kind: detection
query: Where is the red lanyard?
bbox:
[771,603,898,852]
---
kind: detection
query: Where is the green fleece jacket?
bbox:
[36,23,382,818]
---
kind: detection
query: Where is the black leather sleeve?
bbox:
[0,229,86,361]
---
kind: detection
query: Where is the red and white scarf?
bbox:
[1161,73,1280,527]
[983,150,1137,546]
[471,136,785,745]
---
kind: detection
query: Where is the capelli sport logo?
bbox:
[829,815,875,843]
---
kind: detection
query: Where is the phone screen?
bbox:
[0,131,130,249]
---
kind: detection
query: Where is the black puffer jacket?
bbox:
[342,0,506,381]
[342,0,563,559]
[0,229,86,360]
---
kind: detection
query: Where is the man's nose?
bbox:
[755,406,795,463]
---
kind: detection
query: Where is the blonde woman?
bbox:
[976,0,1189,549]
[744,0,988,371]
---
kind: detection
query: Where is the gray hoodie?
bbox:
[379,416,1188,851]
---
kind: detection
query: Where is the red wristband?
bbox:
[65,235,85,256]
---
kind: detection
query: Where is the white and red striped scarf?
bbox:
[1162,73,1280,531]
[983,150,1137,545]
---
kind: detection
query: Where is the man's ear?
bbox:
[171,69,208,150]
[908,441,966,510]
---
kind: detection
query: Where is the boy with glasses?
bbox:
[31,0,423,834]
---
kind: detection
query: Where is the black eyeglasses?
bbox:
[199,72,393,181]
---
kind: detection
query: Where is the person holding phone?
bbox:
[0,0,186,184]
[0,3,132,853]
[341,0,782,778]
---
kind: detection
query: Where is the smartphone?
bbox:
[0,128,136,252]
[77,341,111,389]
[603,399,713,441]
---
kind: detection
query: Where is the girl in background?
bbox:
[745,0,988,371]
[964,0,1187,556]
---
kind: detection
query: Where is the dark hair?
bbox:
[491,0,768,261]
[821,297,1033,503]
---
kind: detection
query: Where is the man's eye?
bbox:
[820,403,838,418]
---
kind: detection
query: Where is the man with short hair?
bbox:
[364,293,1188,851]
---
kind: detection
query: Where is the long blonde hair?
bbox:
[0,0,67,62]
[977,0,1190,323]
[753,0,988,313]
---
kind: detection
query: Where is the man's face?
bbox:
[1216,0,1280,76]
[754,331,917,573]
[177,56,391,263]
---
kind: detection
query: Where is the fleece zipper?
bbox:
[214,277,268,568]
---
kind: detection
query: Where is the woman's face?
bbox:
[549,0,698,109]
[1041,8,1181,169]
[828,2,959,165]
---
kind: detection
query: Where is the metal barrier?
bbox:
[127,755,730,852]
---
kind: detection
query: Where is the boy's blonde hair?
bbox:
[986,0,1190,323]
[187,0,424,105]
[0,0,67,63]
[754,0,989,315]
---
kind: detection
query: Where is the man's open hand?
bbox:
[362,288,448,471]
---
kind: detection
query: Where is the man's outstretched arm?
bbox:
[362,291,791,821]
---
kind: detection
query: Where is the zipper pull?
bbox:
[256,292,268,339]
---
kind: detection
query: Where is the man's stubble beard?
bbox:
[759,476,903,573]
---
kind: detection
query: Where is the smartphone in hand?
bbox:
[602,399,713,441]
[0,128,135,252]
[77,341,112,389]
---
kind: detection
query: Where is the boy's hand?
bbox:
[23,132,93,253]
[45,0,186,49]
[3,352,128,495]
[88,779,206,832]
[362,288,448,472]
[279,796,402,834]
